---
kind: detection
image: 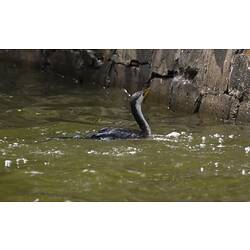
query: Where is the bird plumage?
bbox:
[86,88,151,140]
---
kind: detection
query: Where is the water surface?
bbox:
[0,64,250,201]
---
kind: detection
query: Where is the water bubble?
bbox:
[32,149,64,156]
[87,150,97,155]
[8,142,20,148]
[16,158,28,165]
[175,162,183,168]
[4,160,12,167]
[187,135,193,142]
[128,151,136,155]
[218,138,224,144]
[82,169,96,174]
[48,150,63,156]
[245,146,250,154]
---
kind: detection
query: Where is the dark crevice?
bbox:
[179,66,198,80]
[147,70,178,83]
[129,60,149,67]
[103,59,150,87]
[115,60,150,68]
[223,86,229,95]
[152,70,178,79]
[193,93,203,113]
[234,49,245,54]
[169,81,175,109]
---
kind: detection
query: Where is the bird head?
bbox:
[129,87,150,106]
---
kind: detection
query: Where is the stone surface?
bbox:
[149,78,172,104]
[237,101,250,123]
[199,94,233,120]
[169,76,201,114]
[0,49,41,66]
[229,53,250,95]
[0,49,250,123]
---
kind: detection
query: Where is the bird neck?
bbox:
[131,101,151,136]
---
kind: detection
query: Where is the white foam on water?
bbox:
[33,149,64,156]
[245,146,250,154]
[166,132,181,138]
[82,169,96,174]
[16,158,28,165]
[4,160,12,167]
[87,146,142,157]
[25,171,44,176]
[218,138,224,144]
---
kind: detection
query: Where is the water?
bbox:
[0,64,250,201]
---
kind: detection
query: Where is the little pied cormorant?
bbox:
[87,88,151,140]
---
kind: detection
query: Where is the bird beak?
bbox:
[143,87,150,98]
[123,88,131,97]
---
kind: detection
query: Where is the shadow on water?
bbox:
[0,63,250,201]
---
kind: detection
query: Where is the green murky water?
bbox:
[0,64,250,201]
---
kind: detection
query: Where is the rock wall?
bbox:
[101,49,250,123]
[0,49,249,123]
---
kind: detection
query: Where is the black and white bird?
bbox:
[87,88,151,140]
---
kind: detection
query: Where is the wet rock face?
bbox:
[0,50,41,66]
[169,76,201,114]
[103,49,250,123]
[1,49,250,123]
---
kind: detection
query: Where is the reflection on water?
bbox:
[0,64,250,201]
